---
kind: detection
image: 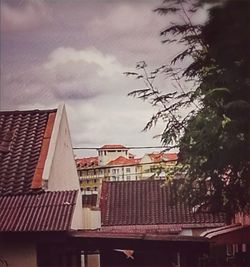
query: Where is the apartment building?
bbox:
[76,144,178,193]
[140,152,178,179]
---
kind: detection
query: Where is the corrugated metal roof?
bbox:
[0,109,56,195]
[0,190,78,232]
[100,180,226,227]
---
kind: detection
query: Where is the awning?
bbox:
[201,224,250,244]
[68,230,209,252]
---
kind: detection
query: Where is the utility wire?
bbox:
[73,146,172,150]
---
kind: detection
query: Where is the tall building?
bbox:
[97,144,129,166]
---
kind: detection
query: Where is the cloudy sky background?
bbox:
[0,0,208,157]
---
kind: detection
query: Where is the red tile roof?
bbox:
[32,112,56,189]
[164,153,178,161]
[0,190,78,232]
[0,109,56,196]
[76,156,98,168]
[148,152,178,163]
[100,180,225,228]
[107,156,138,166]
[99,144,127,150]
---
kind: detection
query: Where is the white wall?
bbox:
[0,241,37,267]
[98,149,128,166]
[42,104,83,229]
[82,208,101,229]
[180,229,192,236]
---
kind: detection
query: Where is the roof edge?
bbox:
[31,112,56,189]
[0,109,57,114]
[42,104,64,186]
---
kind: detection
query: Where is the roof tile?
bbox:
[0,109,56,195]
[107,156,138,166]
[0,190,78,232]
[101,180,226,228]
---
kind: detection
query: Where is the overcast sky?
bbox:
[0,0,208,157]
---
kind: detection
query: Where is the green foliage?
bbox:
[127,0,250,218]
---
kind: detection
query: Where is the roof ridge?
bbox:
[0,109,57,115]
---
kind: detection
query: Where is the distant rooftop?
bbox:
[147,152,178,162]
[107,156,139,166]
[76,156,98,168]
[99,144,128,150]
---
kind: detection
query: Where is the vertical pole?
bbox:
[81,251,85,267]
[177,252,181,267]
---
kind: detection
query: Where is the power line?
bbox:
[73,146,172,150]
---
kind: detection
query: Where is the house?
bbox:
[76,156,101,193]
[200,211,250,266]
[100,180,226,235]
[0,105,83,267]
[106,156,140,181]
[72,179,224,267]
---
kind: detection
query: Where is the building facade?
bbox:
[76,145,178,194]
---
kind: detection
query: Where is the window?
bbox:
[126,168,131,173]
[94,179,97,183]
[127,175,131,180]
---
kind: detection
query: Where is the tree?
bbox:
[126,0,250,219]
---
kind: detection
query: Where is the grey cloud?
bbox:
[1,0,51,32]
[1,0,206,156]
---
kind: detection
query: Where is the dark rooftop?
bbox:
[101,180,226,228]
[0,109,56,196]
[0,190,78,232]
